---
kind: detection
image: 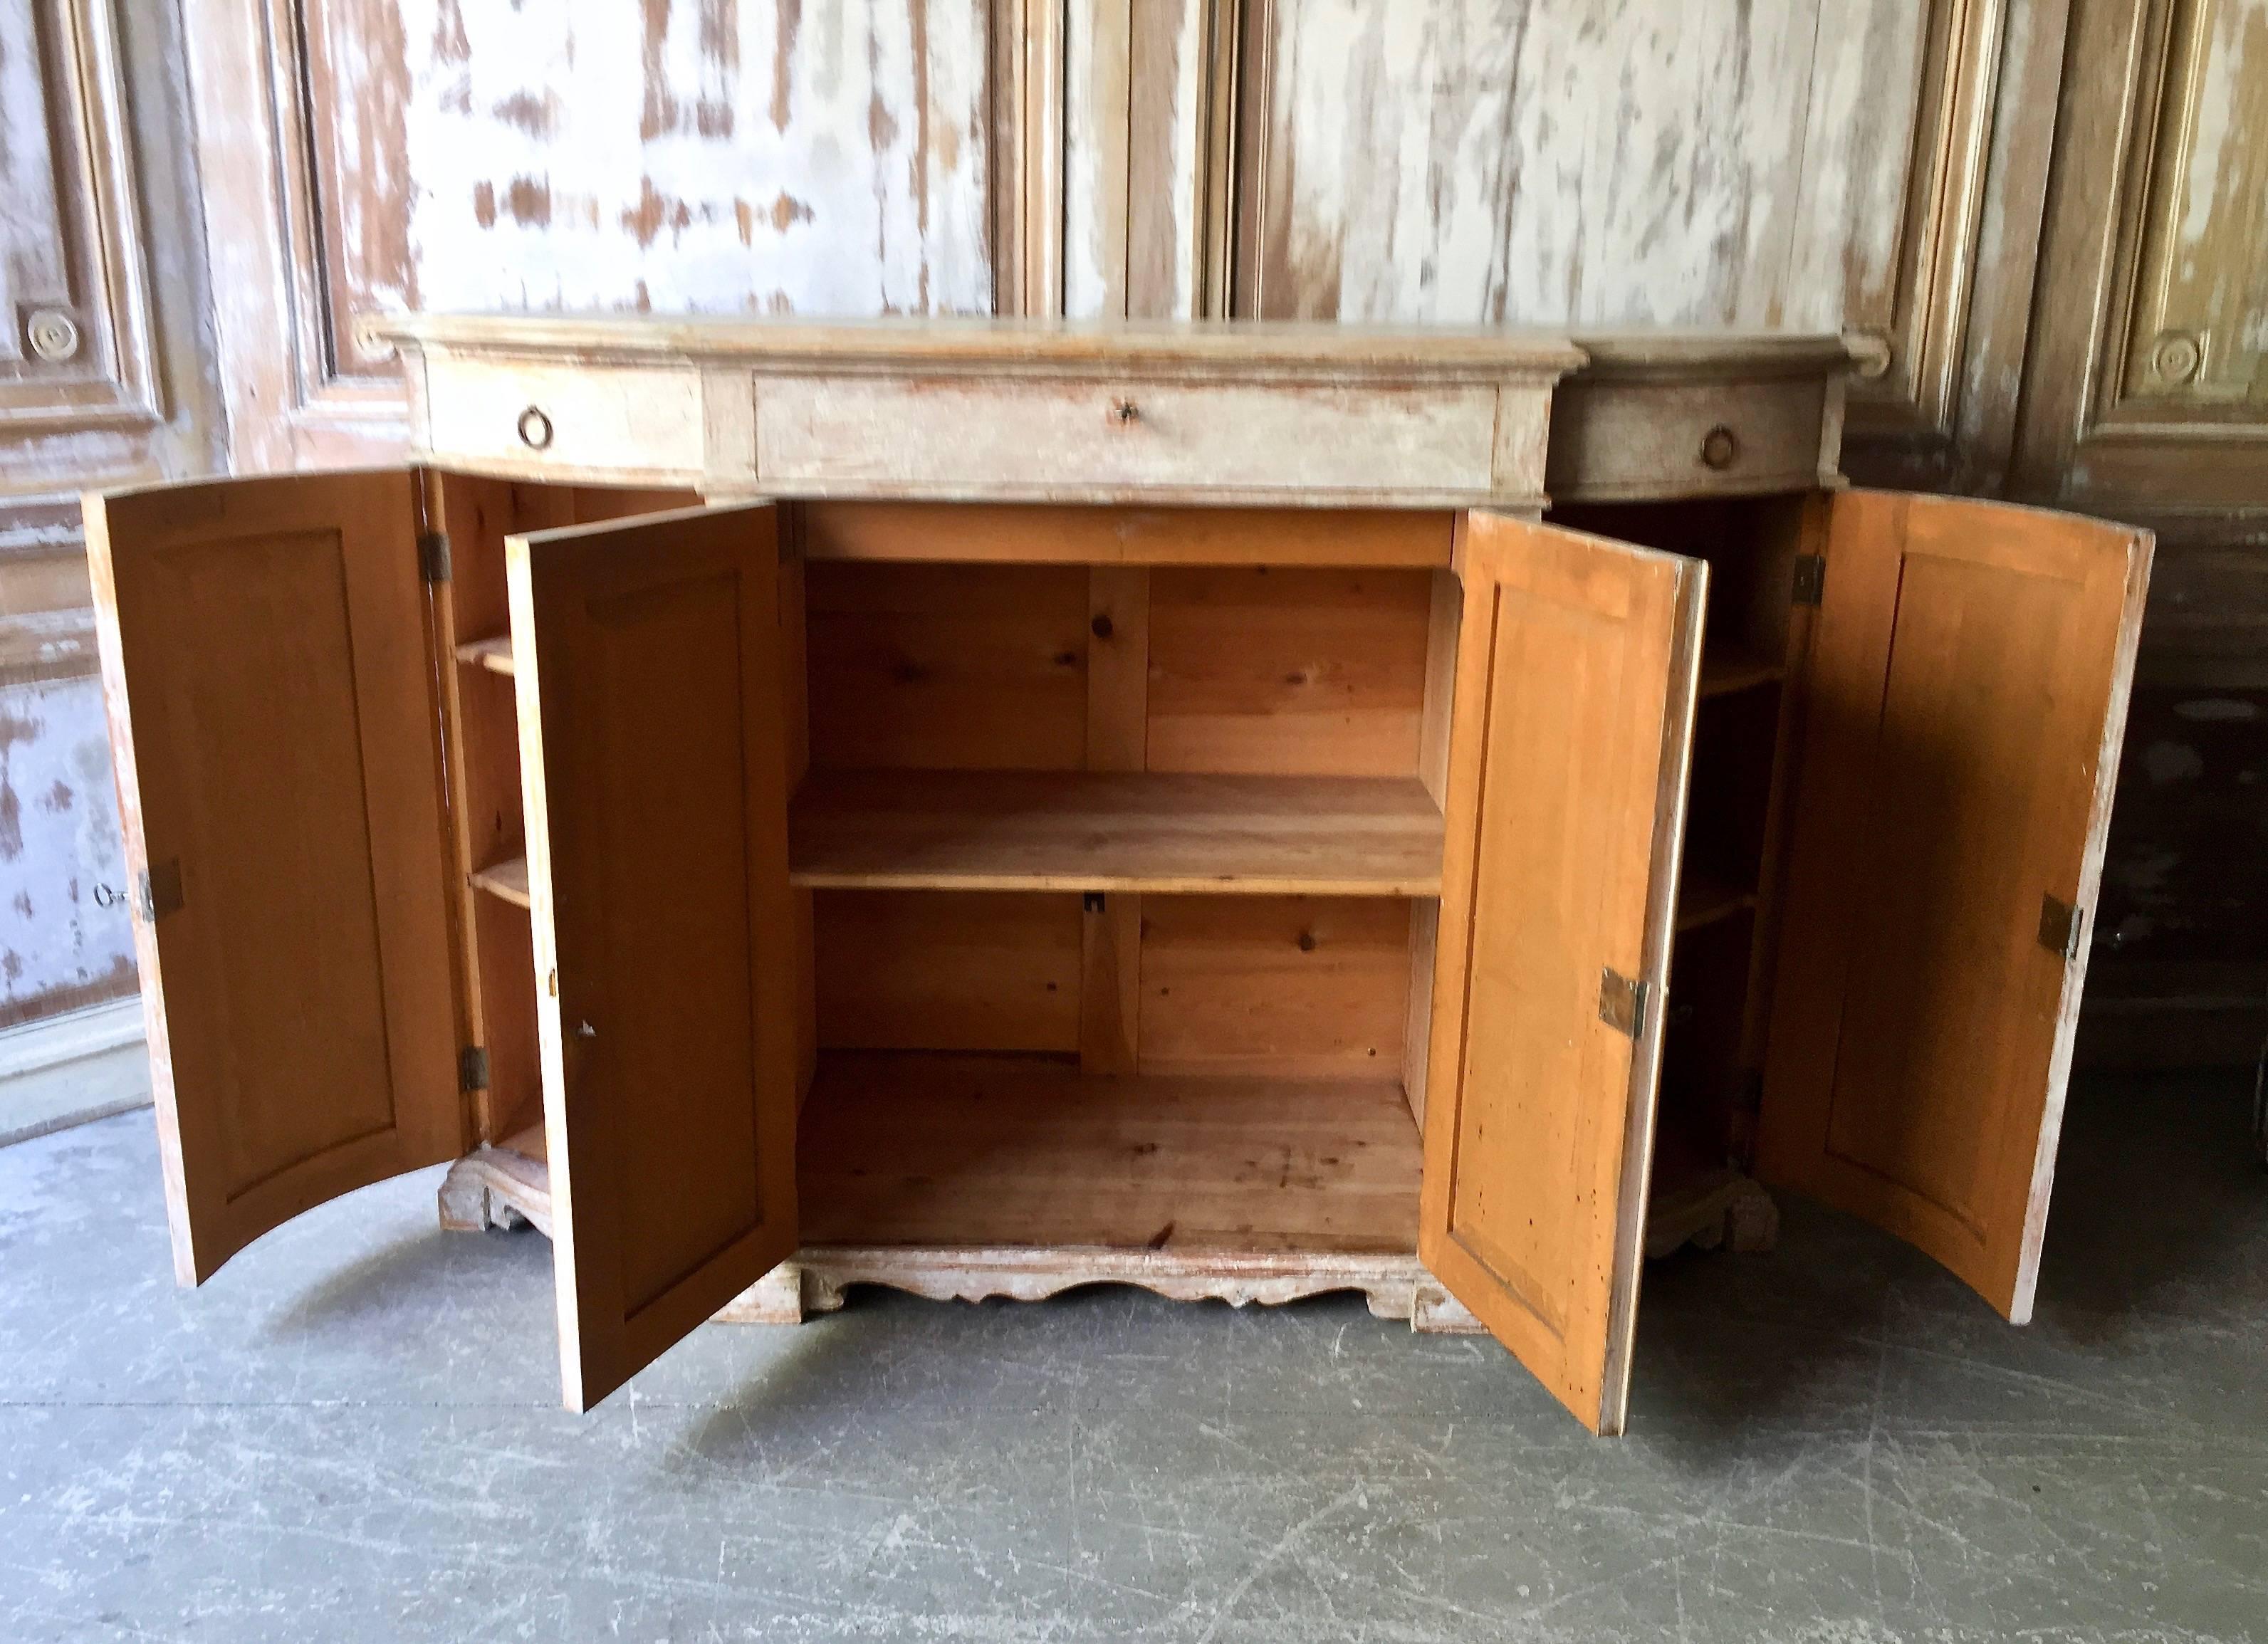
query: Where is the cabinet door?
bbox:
[508,502,800,1412]
[1421,512,1706,1435]
[1757,491,2150,1321]
[85,472,463,1284]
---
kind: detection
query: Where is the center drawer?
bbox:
[750,373,1500,501]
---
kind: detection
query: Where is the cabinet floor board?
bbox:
[790,770,1446,896]
[797,1051,1423,1255]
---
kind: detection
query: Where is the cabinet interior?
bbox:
[442,484,1809,1259]
[1547,495,1813,1201]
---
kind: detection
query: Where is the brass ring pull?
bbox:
[517,405,555,450]
[1699,424,1739,471]
[1110,398,1141,425]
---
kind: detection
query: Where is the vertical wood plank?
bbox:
[1402,562,1464,1126]
[1065,0,1132,318]
[1082,562,1150,1072]
[1085,565,1151,770]
[1080,889,1142,1075]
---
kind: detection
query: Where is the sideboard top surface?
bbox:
[370,313,1867,506]
[368,312,1864,381]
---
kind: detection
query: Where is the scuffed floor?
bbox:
[1,1072,2263,1642]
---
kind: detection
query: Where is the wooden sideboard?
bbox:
[83,318,2149,1435]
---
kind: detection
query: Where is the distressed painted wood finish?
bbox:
[0,0,158,447]
[1062,0,1235,320]
[2,0,221,1040]
[2121,0,2268,414]
[0,508,135,1028]
[188,0,1022,468]
[375,314,1587,506]
[2018,0,2268,511]
[1228,0,2032,455]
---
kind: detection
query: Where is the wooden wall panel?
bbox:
[0,0,157,451]
[0,509,135,1029]
[1062,0,1231,318]
[2017,0,2268,511]
[2116,0,2268,411]
[1226,0,2056,472]
[2,0,221,1035]
[2015,0,2268,1062]
[188,0,1042,467]
[1,0,219,487]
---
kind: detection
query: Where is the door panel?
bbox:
[85,471,461,1284]
[509,502,800,1412]
[1420,512,1706,1435]
[1758,491,2151,1321]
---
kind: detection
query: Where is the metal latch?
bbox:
[1598,967,1648,1038]
[419,530,453,583]
[1792,553,1825,607]
[2038,894,2085,961]
[459,1046,491,1093]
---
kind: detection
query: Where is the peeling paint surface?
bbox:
[2126,0,2268,402]
[3,1075,2266,1639]
[309,0,995,325]
[1250,0,1927,328]
[0,676,133,1025]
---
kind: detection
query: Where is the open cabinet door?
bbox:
[85,472,464,1284]
[1420,512,1706,1435]
[1758,491,2151,1321]
[508,502,801,1412]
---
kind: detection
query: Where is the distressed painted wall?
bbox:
[0,530,134,1030]
[1239,0,1928,328]
[1,0,220,1036]
[2122,0,2268,404]
[0,677,132,1027]
[310,0,998,381]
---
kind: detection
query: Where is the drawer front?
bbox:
[1546,377,1828,501]
[420,357,705,478]
[752,375,1500,500]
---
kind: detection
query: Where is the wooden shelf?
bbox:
[1675,871,1756,934]
[454,634,515,676]
[1698,647,1784,699]
[469,856,531,909]
[798,1051,1421,1254]
[790,770,1446,896]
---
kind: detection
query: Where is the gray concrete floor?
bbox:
[1,1072,2263,1643]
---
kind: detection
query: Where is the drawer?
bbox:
[750,374,1501,501]
[419,357,705,480]
[1545,377,1828,502]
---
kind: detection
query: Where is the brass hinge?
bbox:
[1599,967,1648,1038]
[2038,894,2085,962]
[419,530,453,583]
[459,1046,491,1092]
[1792,553,1826,607]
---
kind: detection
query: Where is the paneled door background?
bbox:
[2,0,2263,1061]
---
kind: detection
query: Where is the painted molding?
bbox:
[0,997,150,1148]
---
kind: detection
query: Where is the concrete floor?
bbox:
[1,1072,2262,1642]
